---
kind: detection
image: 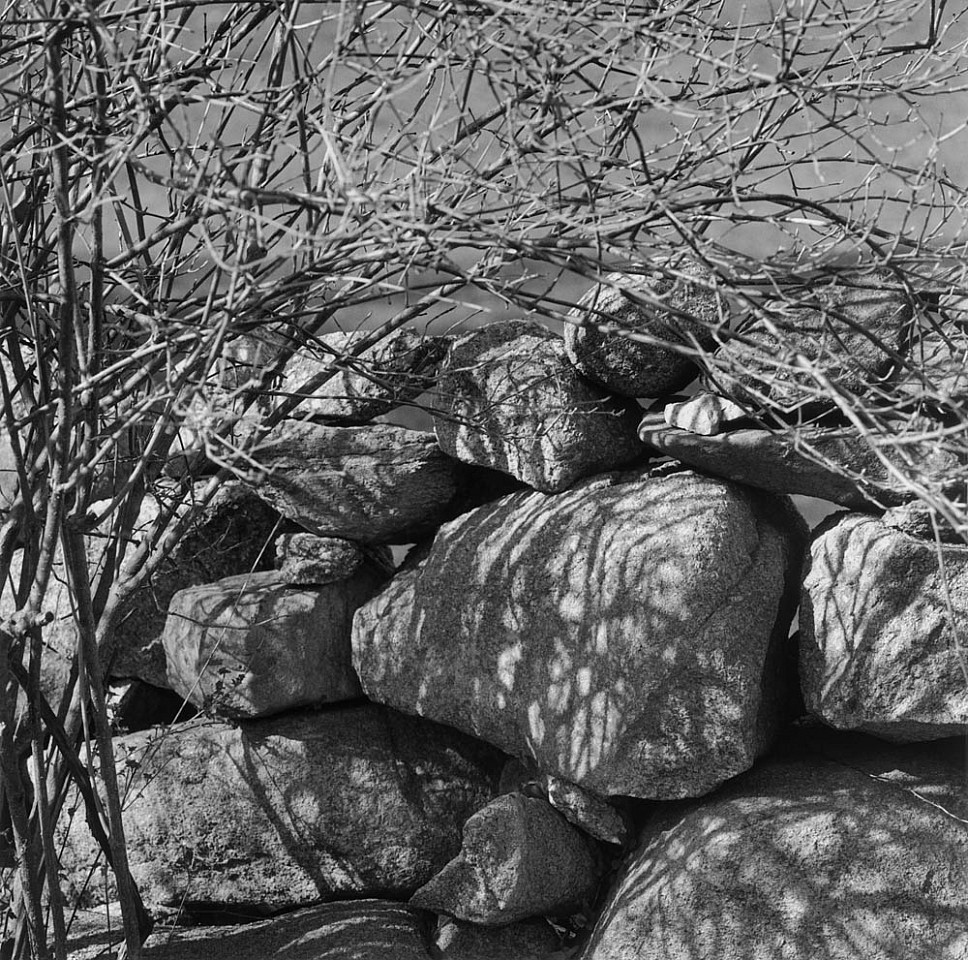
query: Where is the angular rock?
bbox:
[433,916,563,960]
[62,705,503,911]
[564,264,722,398]
[706,269,915,412]
[662,392,748,436]
[583,736,968,960]
[433,320,644,493]
[277,328,448,423]
[638,414,963,509]
[248,422,459,543]
[111,481,281,687]
[882,500,966,544]
[354,467,806,799]
[274,532,367,584]
[163,569,384,719]
[800,512,968,741]
[68,901,433,960]
[3,482,278,705]
[411,794,601,925]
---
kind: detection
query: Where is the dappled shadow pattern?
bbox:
[583,740,968,960]
[800,512,968,740]
[354,466,807,799]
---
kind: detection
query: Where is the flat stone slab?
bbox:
[800,512,968,740]
[354,467,806,799]
[248,422,460,543]
[583,734,968,960]
[638,415,963,509]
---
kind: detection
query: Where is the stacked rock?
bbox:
[53,268,968,960]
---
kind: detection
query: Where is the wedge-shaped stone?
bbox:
[354,467,806,799]
[638,414,963,509]
[583,734,968,960]
[434,320,644,493]
[411,793,601,925]
[248,422,459,543]
[800,512,968,741]
[62,705,503,912]
[164,569,385,719]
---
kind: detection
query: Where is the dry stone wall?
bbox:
[53,265,968,959]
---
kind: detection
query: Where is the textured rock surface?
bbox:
[662,392,748,435]
[411,794,601,925]
[433,916,564,959]
[800,512,968,740]
[112,482,281,687]
[582,735,968,960]
[896,324,968,409]
[354,467,806,799]
[3,482,278,704]
[277,328,448,423]
[67,901,433,960]
[564,265,721,398]
[62,705,503,911]
[274,532,367,584]
[542,774,629,846]
[164,569,384,719]
[638,414,962,509]
[434,320,644,493]
[882,500,966,544]
[707,269,915,412]
[248,422,459,543]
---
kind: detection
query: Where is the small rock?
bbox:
[662,393,748,435]
[248,422,460,543]
[582,737,968,960]
[411,794,601,925]
[61,705,504,911]
[800,512,968,740]
[274,533,367,584]
[276,328,448,423]
[638,415,963,509]
[541,775,628,846]
[164,569,383,719]
[433,320,644,493]
[565,264,722,397]
[433,916,563,959]
[882,500,966,544]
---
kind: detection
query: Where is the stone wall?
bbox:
[55,271,968,960]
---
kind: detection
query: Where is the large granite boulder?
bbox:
[163,568,385,719]
[582,734,968,960]
[800,512,968,741]
[353,467,807,799]
[433,320,644,493]
[638,414,963,509]
[706,269,916,413]
[247,422,459,543]
[564,264,721,398]
[277,328,448,423]
[411,793,601,925]
[62,705,504,911]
